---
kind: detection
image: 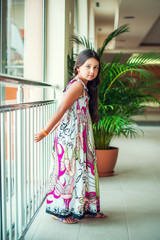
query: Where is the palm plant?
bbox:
[95,54,160,149]
[69,25,160,149]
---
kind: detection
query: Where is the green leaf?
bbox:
[97,24,130,58]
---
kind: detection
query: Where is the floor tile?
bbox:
[123,191,160,240]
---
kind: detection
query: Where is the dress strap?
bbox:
[63,78,88,95]
[76,78,88,92]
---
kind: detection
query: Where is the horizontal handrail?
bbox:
[0,74,59,88]
[0,99,57,112]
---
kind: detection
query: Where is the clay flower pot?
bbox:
[96,147,119,177]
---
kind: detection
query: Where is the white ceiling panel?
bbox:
[93,0,160,52]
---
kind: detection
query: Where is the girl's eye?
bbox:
[94,66,99,69]
[86,66,90,68]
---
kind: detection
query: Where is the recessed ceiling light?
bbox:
[96,2,100,7]
[124,16,135,19]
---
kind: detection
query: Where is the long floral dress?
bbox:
[46,78,100,219]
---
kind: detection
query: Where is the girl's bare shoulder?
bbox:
[65,80,84,95]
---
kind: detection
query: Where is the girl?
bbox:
[34,49,106,224]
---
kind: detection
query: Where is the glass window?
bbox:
[1,0,25,77]
[0,0,45,103]
[0,0,44,79]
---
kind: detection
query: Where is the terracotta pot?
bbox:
[96,147,119,177]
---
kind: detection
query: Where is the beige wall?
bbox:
[46,0,75,102]
[24,0,43,101]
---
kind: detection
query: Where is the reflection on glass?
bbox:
[6,0,25,77]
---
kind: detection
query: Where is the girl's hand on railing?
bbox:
[34,131,46,143]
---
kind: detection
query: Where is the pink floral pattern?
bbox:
[46,79,100,219]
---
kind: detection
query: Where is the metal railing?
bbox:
[0,75,58,240]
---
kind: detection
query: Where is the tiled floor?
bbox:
[25,126,160,240]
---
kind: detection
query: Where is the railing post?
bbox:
[0,86,5,105]
[16,85,23,103]
[53,88,56,100]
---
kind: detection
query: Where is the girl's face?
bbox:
[77,57,99,82]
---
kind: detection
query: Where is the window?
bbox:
[1,0,25,77]
[0,0,45,104]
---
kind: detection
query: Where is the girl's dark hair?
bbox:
[74,49,100,124]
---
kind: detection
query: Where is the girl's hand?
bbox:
[34,131,46,143]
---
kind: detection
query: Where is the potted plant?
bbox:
[69,25,160,176]
[94,55,160,176]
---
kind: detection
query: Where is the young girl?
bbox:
[34,49,106,224]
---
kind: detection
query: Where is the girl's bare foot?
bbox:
[52,215,78,224]
[85,212,107,218]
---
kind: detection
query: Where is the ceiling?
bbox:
[93,0,160,54]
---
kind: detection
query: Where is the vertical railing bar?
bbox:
[40,105,43,202]
[50,103,52,163]
[27,108,31,222]
[0,111,2,240]
[49,104,51,178]
[23,108,27,228]
[1,112,7,240]
[7,111,12,240]
[46,104,49,189]
[48,104,50,183]
[37,105,40,206]
[47,104,49,182]
[1,112,7,239]
[38,106,40,203]
[50,102,54,175]
[17,108,23,235]
[46,104,50,189]
[21,109,24,232]
[44,104,47,195]
[51,103,54,169]
[42,104,45,199]
[42,104,45,196]
[35,106,38,209]
[50,103,54,169]
[31,107,35,215]
[43,104,47,196]
[14,110,18,240]
[39,106,42,202]
[46,104,49,192]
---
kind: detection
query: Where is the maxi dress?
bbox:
[46,78,100,219]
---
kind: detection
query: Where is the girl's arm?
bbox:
[49,119,61,134]
[34,81,83,142]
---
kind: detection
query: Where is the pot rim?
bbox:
[96,146,119,151]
